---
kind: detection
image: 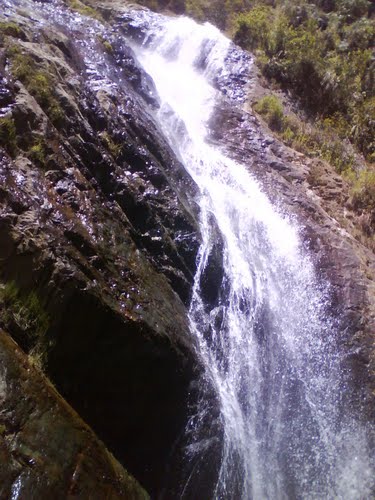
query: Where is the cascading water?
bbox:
[1,0,373,495]
[133,14,374,500]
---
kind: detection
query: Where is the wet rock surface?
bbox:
[0,0,204,496]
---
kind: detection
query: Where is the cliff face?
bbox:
[0,0,374,498]
[0,0,203,496]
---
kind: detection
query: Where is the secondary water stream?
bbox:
[134,14,374,500]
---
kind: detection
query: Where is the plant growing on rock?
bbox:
[28,137,50,167]
[101,131,122,159]
[6,46,65,128]
[254,94,356,173]
[254,95,285,132]
[67,0,103,21]
[0,117,17,156]
[0,282,50,349]
[0,21,26,41]
[351,169,375,211]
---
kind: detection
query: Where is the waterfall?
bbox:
[2,0,372,495]
[133,14,374,500]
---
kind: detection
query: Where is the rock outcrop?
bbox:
[0,328,148,499]
[0,0,203,495]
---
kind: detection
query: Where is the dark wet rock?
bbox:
[111,41,160,108]
[0,1,204,497]
[216,45,253,102]
[0,328,148,499]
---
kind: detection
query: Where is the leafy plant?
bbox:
[234,6,273,51]
[254,95,285,131]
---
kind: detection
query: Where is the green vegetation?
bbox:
[0,281,50,343]
[254,95,284,131]
[67,0,103,21]
[138,0,374,163]
[254,94,356,173]
[101,131,122,159]
[137,0,374,239]
[102,40,113,53]
[6,46,64,127]
[98,35,113,54]
[351,169,375,212]
[0,117,17,156]
[0,21,26,40]
[28,137,50,167]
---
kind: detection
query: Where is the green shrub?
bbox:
[351,169,375,210]
[349,97,375,161]
[254,95,285,131]
[337,0,370,22]
[234,6,273,51]
[344,18,374,50]
[28,137,50,166]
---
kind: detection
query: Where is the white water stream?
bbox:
[134,15,373,500]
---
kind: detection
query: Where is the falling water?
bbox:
[134,14,374,500]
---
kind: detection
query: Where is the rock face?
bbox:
[0,328,148,499]
[0,0,202,496]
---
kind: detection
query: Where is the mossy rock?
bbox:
[0,21,27,42]
[7,46,65,128]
